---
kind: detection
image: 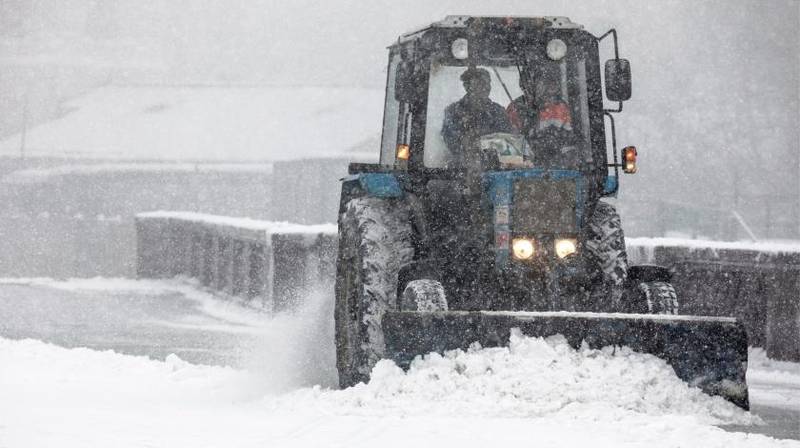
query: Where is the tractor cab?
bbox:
[366,16,635,279]
[378,16,632,193]
[346,15,642,306]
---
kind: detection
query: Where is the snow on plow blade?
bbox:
[382,311,749,409]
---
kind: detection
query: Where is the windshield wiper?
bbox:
[490,66,514,104]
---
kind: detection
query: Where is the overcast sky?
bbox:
[2,1,797,87]
[1,0,798,236]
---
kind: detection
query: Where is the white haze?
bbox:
[0,0,798,238]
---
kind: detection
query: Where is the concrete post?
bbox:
[232,240,247,297]
[765,262,800,361]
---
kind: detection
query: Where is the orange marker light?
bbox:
[396,144,410,161]
[623,146,637,173]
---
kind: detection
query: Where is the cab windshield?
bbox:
[423,54,592,171]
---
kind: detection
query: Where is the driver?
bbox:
[507,69,573,136]
[441,67,512,167]
[506,67,577,167]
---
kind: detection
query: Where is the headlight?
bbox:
[512,238,535,260]
[451,38,469,60]
[546,39,567,61]
[555,238,577,258]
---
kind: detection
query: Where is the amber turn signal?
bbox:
[396,144,410,161]
[623,146,637,173]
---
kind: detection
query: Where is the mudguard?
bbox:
[627,264,672,284]
[342,173,403,198]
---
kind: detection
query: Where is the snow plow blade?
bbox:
[382,311,749,409]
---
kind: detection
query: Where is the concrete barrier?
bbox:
[135,211,335,311]
[136,216,799,361]
[627,238,800,362]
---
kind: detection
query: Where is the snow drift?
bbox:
[2,278,796,447]
[2,333,788,448]
[278,330,755,425]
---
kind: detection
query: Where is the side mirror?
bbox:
[604,59,632,102]
[394,62,424,103]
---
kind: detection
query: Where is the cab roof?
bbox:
[399,15,584,43]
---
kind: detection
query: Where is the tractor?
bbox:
[334,16,749,408]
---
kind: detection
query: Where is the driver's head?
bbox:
[519,66,561,102]
[535,66,561,101]
[460,67,491,101]
[536,79,560,100]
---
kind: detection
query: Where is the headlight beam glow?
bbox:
[555,238,578,259]
[512,238,535,260]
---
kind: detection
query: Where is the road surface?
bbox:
[0,278,797,446]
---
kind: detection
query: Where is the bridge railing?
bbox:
[627,238,800,362]
[135,211,335,311]
[135,215,799,361]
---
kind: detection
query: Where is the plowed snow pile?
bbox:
[5,332,794,448]
[3,277,798,446]
[281,330,754,425]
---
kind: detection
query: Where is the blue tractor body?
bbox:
[333,16,749,409]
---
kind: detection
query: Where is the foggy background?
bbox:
[0,0,798,276]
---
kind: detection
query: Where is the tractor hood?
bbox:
[486,169,586,265]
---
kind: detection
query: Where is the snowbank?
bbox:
[1,162,273,185]
[136,211,337,235]
[3,333,796,447]
[749,348,800,384]
[0,276,269,328]
[748,348,800,411]
[1,277,797,447]
[0,276,338,390]
[627,237,800,255]
[280,330,754,425]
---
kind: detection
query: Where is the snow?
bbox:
[1,162,273,185]
[474,309,738,323]
[747,348,800,412]
[1,277,798,447]
[3,332,794,448]
[0,86,383,161]
[283,331,754,424]
[627,237,800,255]
[136,211,338,235]
[749,348,800,386]
[0,276,270,328]
[134,216,800,256]
[0,276,337,391]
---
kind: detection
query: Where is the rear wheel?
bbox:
[584,200,628,310]
[334,197,413,388]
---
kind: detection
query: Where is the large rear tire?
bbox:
[334,197,413,388]
[584,200,628,310]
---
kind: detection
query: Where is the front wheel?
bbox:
[400,279,448,312]
[625,281,680,315]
